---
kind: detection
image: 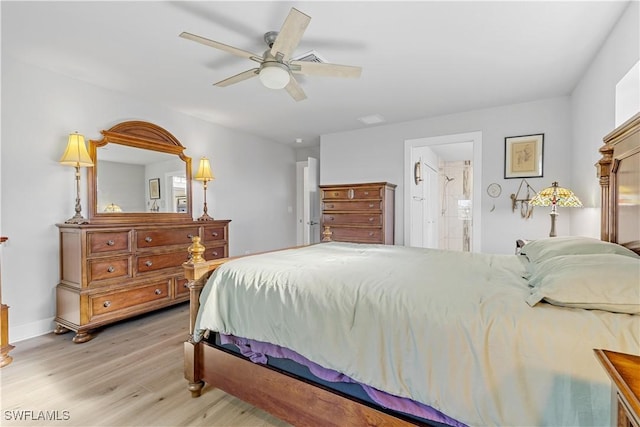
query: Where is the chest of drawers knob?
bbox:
[106,240,115,246]
[107,266,115,273]
[154,289,162,295]
[103,301,111,308]
[145,260,153,267]
[144,236,152,243]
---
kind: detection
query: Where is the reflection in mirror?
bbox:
[97,144,186,214]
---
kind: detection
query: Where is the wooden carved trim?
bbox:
[95,121,187,158]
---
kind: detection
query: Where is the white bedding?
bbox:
[194,242,640,426]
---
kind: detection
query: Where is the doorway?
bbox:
[296,157,320,245]
[404,132,482,252]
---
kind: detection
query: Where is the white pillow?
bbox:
[520,236,639,264]
[526,254,640,314]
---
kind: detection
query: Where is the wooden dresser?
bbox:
[55,220,230,343]
[320,182,396,244]
[595,349,640,427]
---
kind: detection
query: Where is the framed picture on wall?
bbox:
[504,133,544,179]
[149,178,161,199]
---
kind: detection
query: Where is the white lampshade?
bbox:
[59,132,93,167]
[259,62,290,89]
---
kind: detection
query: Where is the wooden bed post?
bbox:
[183,236,234,397]
[597,143,614,242]
[183,236,208,397]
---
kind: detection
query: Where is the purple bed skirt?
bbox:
[220,334,466,427]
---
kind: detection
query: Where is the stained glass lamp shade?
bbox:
[529,181,582,237]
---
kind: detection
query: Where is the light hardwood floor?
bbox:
[0,304,291,426]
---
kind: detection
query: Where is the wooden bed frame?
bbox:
[183,112,640,426]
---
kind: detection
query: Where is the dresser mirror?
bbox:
[87,121,193,224]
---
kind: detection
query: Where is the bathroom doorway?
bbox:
[404,132,482,252]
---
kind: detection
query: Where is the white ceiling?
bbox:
[2,1,629,147]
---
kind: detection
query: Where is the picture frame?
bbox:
[504,133,544,179]
[149,178,161,200]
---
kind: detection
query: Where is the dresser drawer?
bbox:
[202,225,227,243]
[322,188,351,200]
[205,245,227,260]
[352,187,381,199]
[87,231,130,255]
[329,227,382,243]
[175,277,190,298]
[90,281,170,316]
[323,200,382,211]
[136,227,199,249]
[323,213,382,226]
[137,250,191,274]
[88,256,131,284]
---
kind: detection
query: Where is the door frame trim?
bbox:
[403,131,483,252]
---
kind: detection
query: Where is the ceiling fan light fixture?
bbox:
[259,62,290,89]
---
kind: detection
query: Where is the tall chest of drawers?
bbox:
[320,182,396,244]
[55,220,230,342]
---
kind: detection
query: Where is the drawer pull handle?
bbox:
[369,204,374,208]
[212,251,218,257]
[107,266,115,273]
[103,301,111,308]
[327,204,334,209]
[145,260,153,267]
[333,192,339,196]
[144,236,152,243]
[328,216,334,221]
[368,217,374,222]
[211,232,219,237]
[187,234,194,239]
[369,232,374,236]
[364,191,369,195]
[106,240,115,246]
[155,289,162,295]
[183,283,189,288]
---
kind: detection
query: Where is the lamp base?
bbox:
[548,211,558,237]
[65,213,90,224]
[197,213,214,221]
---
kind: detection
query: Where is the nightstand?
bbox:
[594,349,640,427]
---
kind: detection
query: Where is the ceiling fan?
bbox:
[179,7,362,101]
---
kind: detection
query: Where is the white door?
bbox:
[297,157,320,245]
[304,157,320,244]
[409,147,439,248]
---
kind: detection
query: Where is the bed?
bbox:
[183,112,640,427]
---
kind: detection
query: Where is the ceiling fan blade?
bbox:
[285,76,307,102]
[214,68,259,87]
[180,32,262,63]
[290,61,362,78]
[270,8,311,62]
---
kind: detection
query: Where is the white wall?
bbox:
[0,57,297,341]
[570,0,640,238]
[321,97,572,254]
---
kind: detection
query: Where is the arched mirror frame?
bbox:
[87,121,193,224]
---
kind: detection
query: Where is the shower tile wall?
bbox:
[438,160,473,251]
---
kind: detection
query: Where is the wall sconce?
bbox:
[59,132,94,224]
[194,157,215,221]
[529,181,583,237]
